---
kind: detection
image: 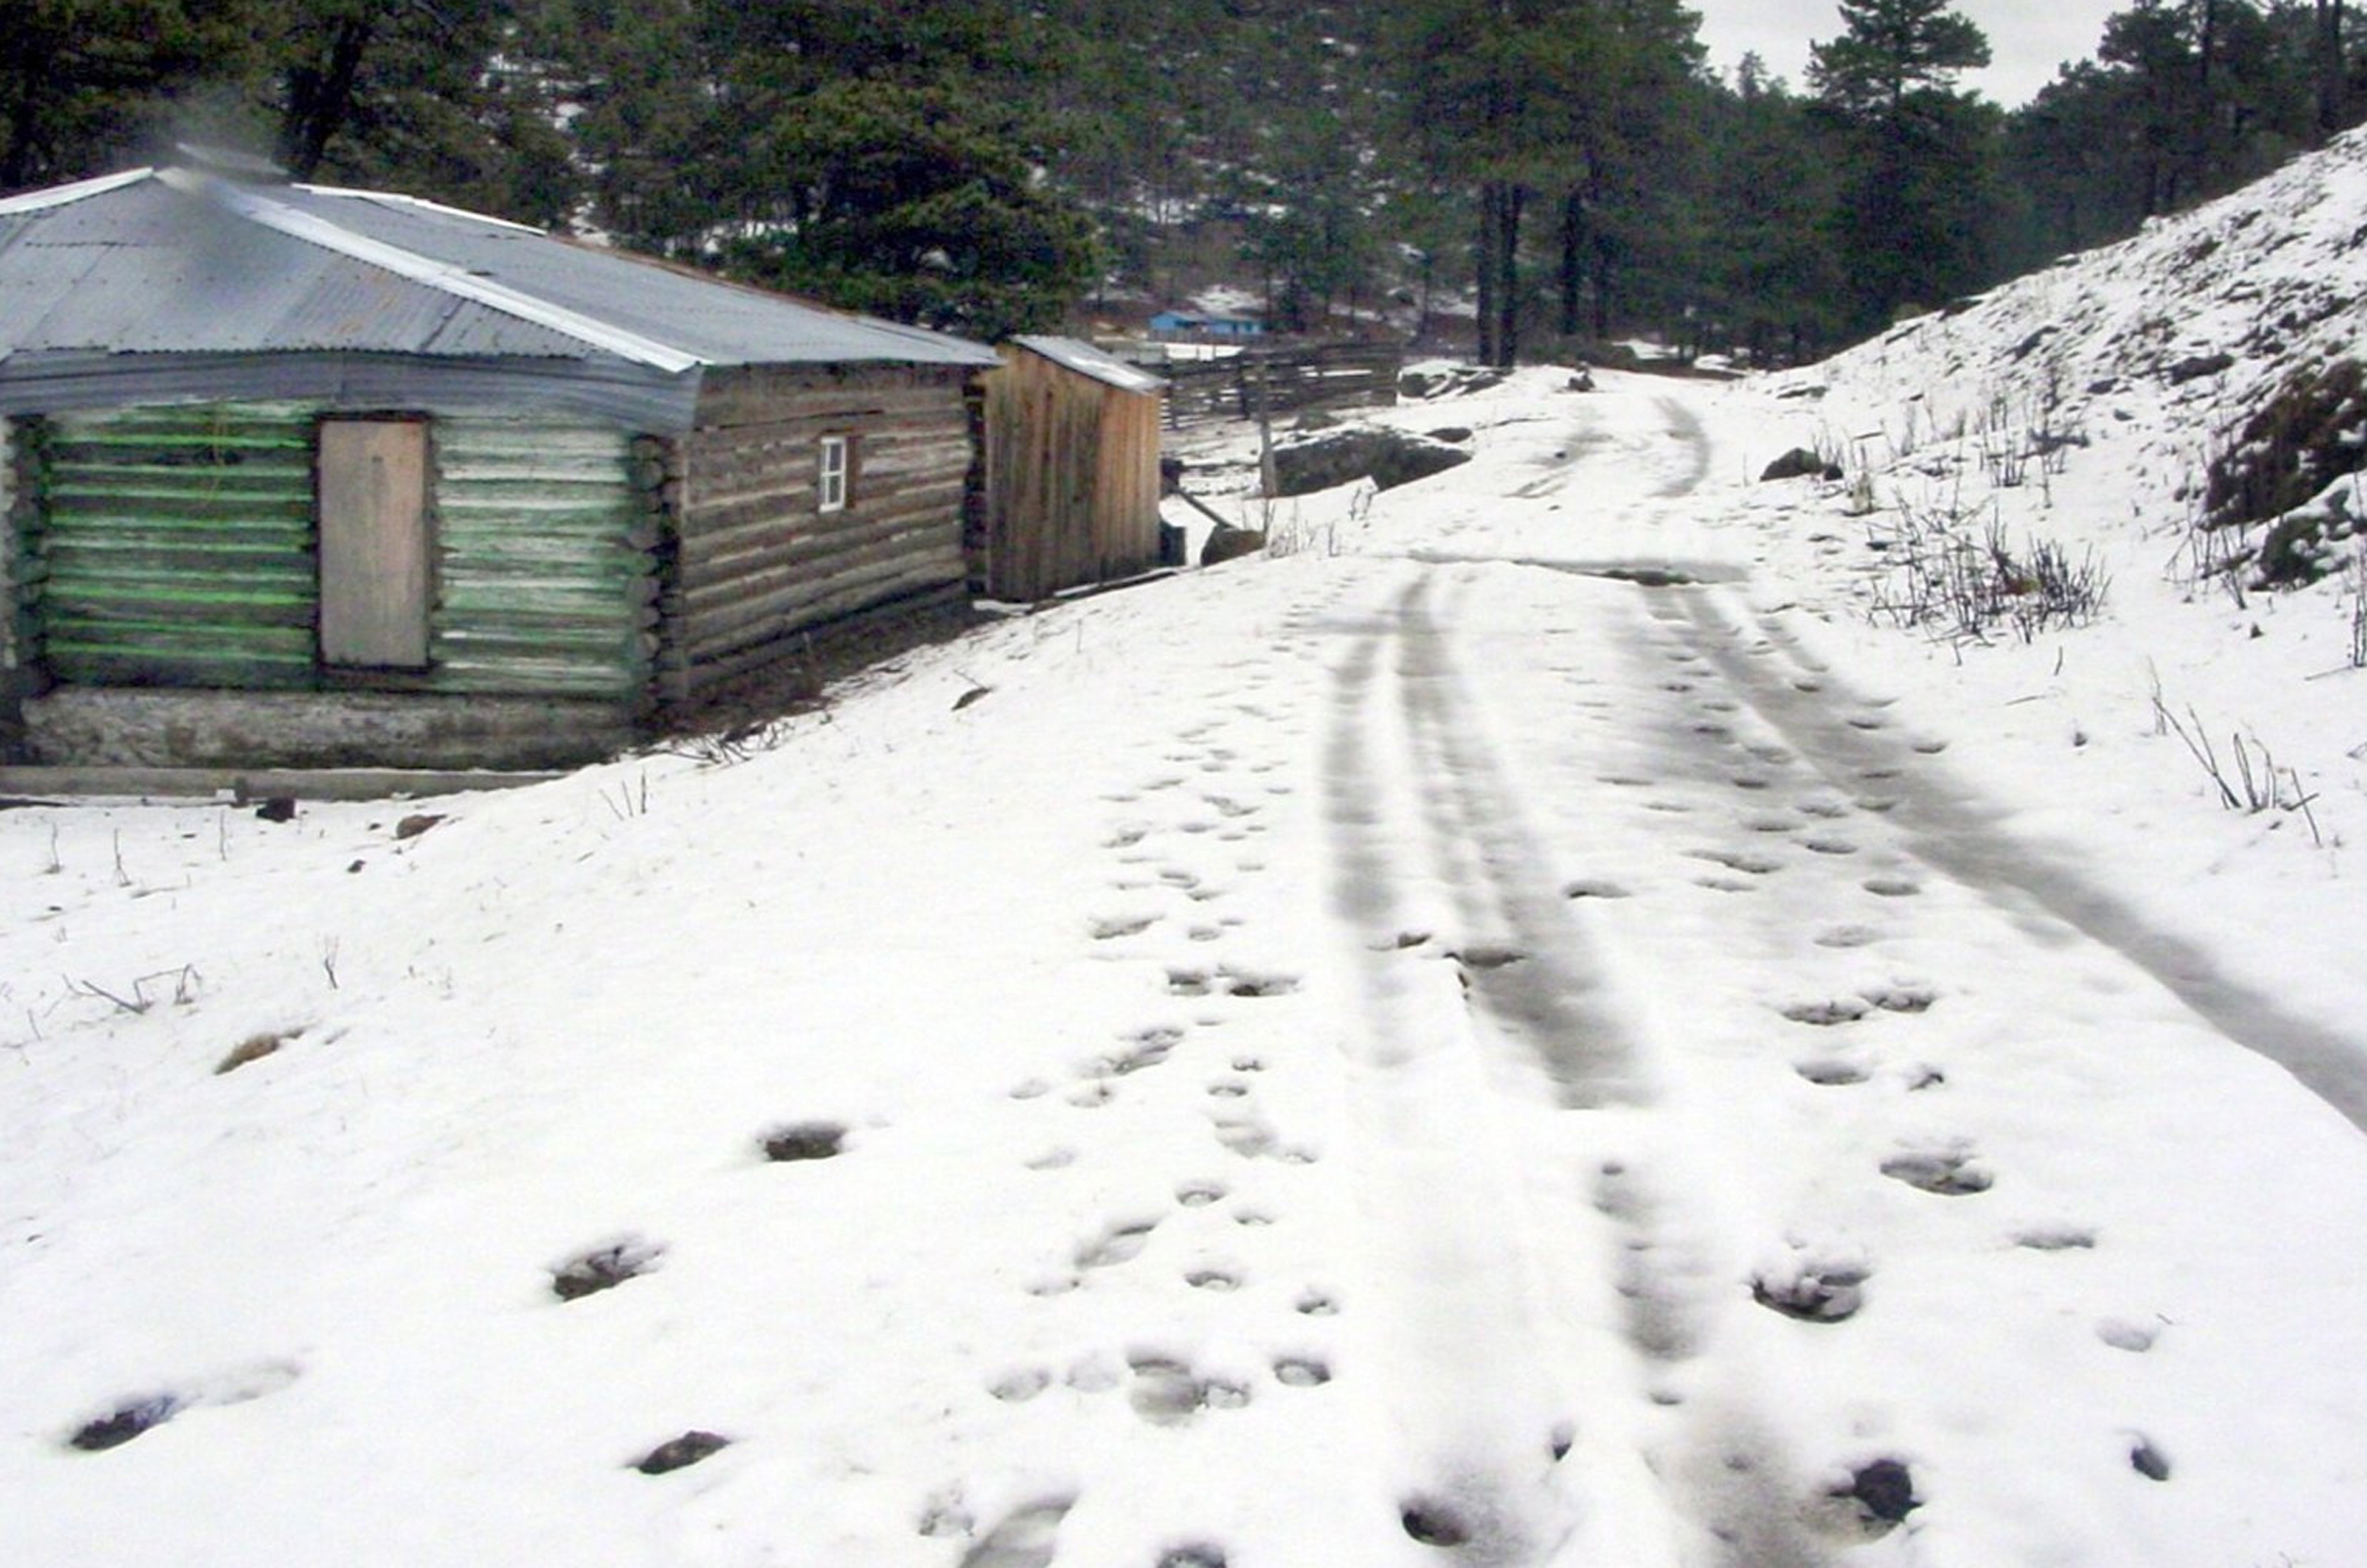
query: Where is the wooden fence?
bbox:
[1163,341,1402,429]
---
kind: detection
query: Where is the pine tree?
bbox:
[0,0,254,190]
[1809,0,1999,331]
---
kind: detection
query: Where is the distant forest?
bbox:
[7,0,2366,363]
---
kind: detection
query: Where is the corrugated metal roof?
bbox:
[1010,334,1167,394]
[0,167,1001,383]
[280,184,998,369]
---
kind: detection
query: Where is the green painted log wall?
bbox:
[39,405,318,686]
[27,403,657,702]
[429,418,656,700]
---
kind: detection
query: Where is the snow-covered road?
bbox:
[7,373,2367,1567]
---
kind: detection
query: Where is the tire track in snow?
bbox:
[1319,571,1833,1566]
[1651,397,1711,497]
[1663,584,2367,1134]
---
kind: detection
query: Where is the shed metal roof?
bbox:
[0,166,1000,427]
[1009,334,1167,395]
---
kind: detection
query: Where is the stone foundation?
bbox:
[25,687,639,771]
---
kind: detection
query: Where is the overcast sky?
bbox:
[1693,0,2126,105]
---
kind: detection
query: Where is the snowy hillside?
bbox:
[7,140,2367,1568]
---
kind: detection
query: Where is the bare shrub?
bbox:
[1872,494,2108,643]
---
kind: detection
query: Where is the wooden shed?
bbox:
[979,336,1166,601]
[0,161,1000,770]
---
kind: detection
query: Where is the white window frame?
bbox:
[818,434,850,513]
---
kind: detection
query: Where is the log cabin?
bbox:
[0,158,1000,770]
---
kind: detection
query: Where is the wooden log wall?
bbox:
[35,403,321,687]
[1162,341,1403,429]
[982,348,1163,601]
[25,402,652,704]
[663,365,973,703]
[2,418,22,687]
[426,418,653,702]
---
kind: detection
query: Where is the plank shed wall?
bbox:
[983,350,1162,601]
[665,364,973,704]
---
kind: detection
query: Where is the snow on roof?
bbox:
[1010,333,1166,394]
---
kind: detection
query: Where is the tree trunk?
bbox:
[2,74,39,189]
[1558,190,1586,339]
[1476,185,1500,367]
[1591,241,1613,341]
[277,16,377,180]
[1476,179,1524,369]
[2317,0,2347,142]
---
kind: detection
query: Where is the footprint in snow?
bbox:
[66,1394,183,1452]
[2097,1317,2160,1352]
[1701,847,1784,875]
[1102,1026,1183,1075]
[1795,1058,1870,1086]
[1127,1356,1245,1425]
[1091,914,1158,940]
[1783,997,1871,1026]
[1564,880,1631,900]
[552,1238,664,1301]
[1076,1217,1161,1269]
[989,1367,1052,1403]
[68,1361,304,1452]
[1862,876,1921,897]
[1880,1149,1993,1196]
[1751,1256,1870,1323]
[1399,1498,1474,1548]
[633,1431,730,1474]
[1273,1355,1331,1387]
[959,1498,1075,1568]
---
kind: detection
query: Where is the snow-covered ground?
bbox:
[9,140,2367,1567]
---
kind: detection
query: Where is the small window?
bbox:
[818,435,851,513]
